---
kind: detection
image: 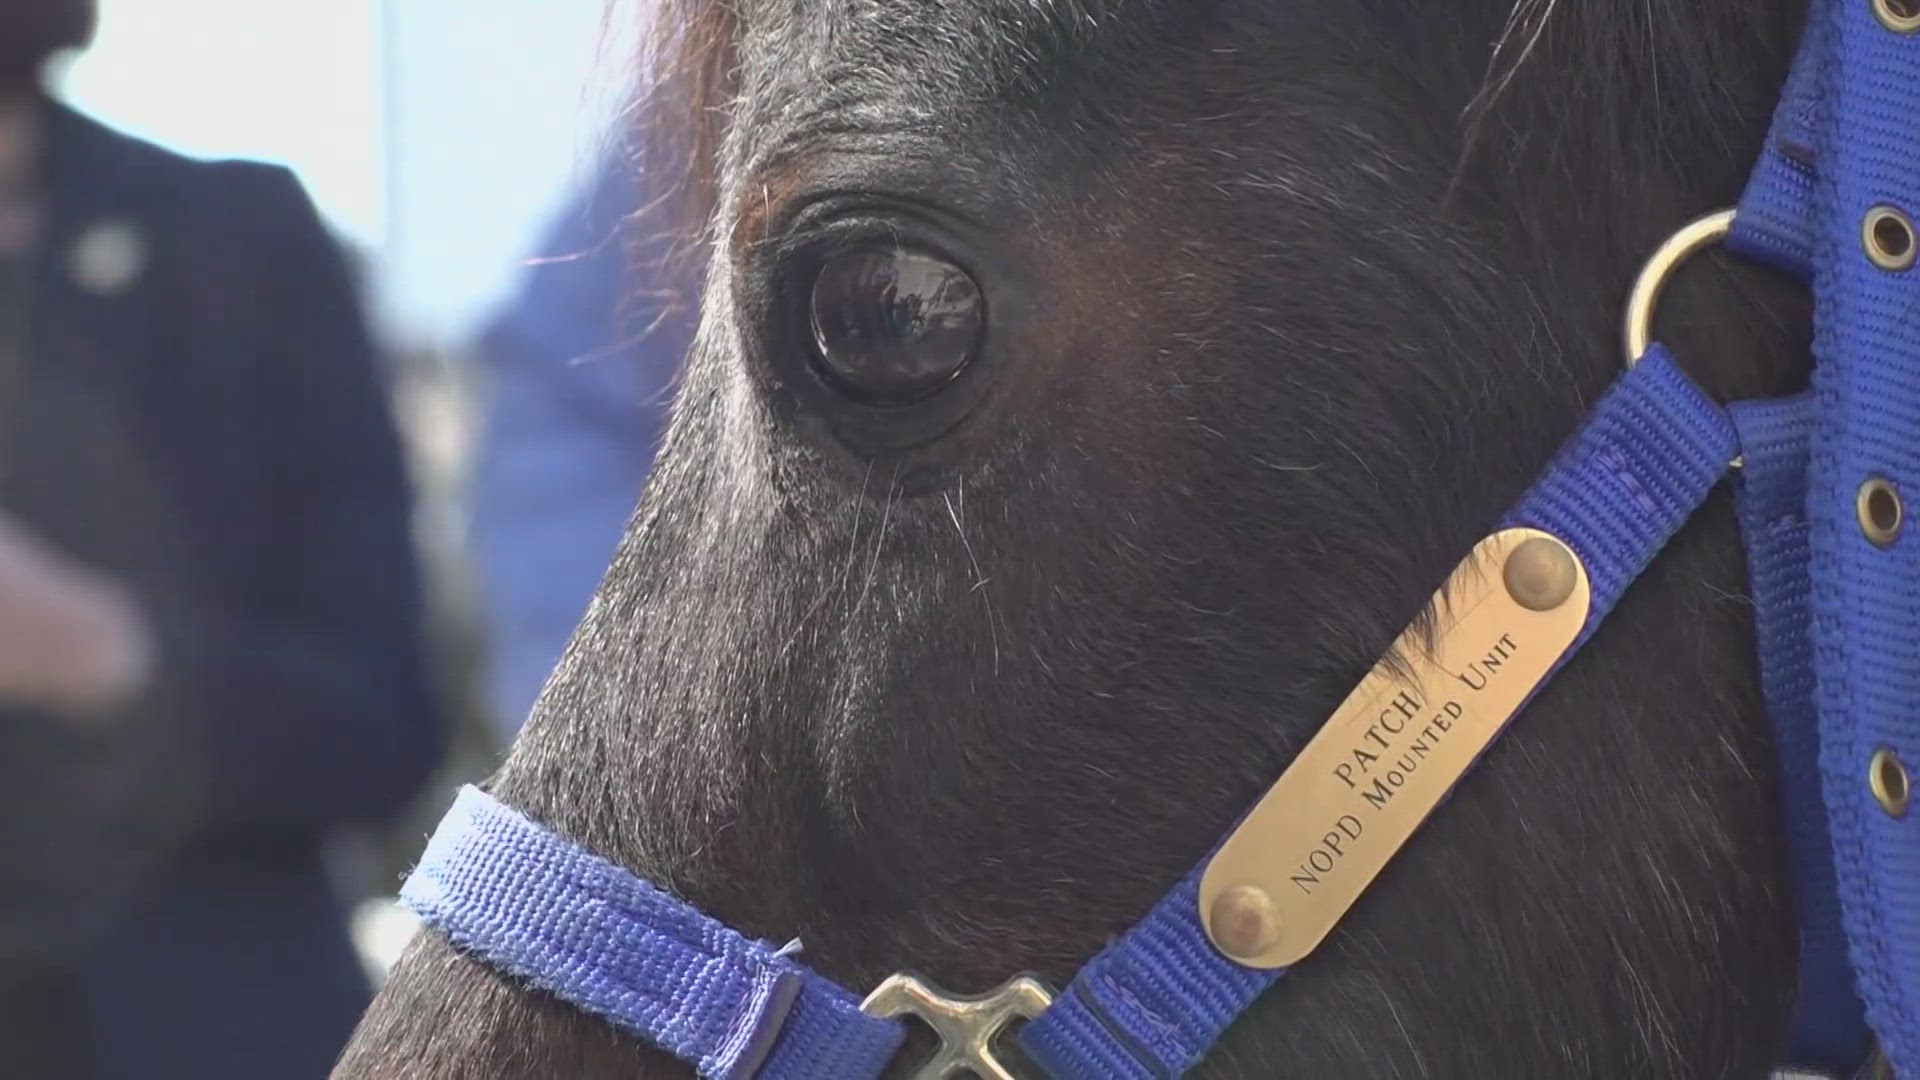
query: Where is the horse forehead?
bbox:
[719,0,1221,205]
[734,0,1170,105]
[742,0,1142,39]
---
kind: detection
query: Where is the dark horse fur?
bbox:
[339,1,1826,1075]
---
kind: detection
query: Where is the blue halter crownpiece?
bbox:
[400,0,1920,1073]
[1729,0,1920,1074]
[1730,392,1868,1074]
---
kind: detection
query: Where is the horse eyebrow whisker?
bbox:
[774,461,876,665]
[851,467,900,620]
[945,489,1002,675]
[840,459,875,598]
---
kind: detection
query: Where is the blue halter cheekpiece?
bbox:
[402,3,1920,1076]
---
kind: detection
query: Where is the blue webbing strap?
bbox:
[1019,869,1276,1079]
[1727,4,1829,281]
[399,348,1735,1080]
[1805,3,1920,1071]
[1732,1,1920,1072]
[1020,346,1739,1078]
[1732,395,1870,1073]
[400,787,905,1080]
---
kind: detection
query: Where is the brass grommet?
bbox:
[1863,206,1917,271]
[1208,884,1282,961]
[1870,748,1910,818]
[1874,0,1920,33]
[1503,536,1578,612]
[1856,477,1903,546]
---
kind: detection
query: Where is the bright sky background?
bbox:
[58,0,635,345]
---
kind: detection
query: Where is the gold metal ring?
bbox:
[1622,209,1743,469]
[1623,209,1737,367]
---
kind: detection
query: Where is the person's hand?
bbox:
[0,510,152,715]
[0,513,186,972]
[0,520,187,975]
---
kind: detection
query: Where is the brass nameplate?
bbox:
[1197,528,1590,969]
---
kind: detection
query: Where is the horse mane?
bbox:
[632,0,740,258]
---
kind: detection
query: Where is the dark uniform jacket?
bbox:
[0,101,442,1080]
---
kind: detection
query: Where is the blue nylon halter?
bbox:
[402,2,1920,1074]
[1727,1,1920,1073]
[404,347,1744,1077]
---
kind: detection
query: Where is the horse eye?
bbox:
[807,247,983,405]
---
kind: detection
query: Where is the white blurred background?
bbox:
[61,0,634,343]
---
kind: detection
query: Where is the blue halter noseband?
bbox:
[402,3,1920,1076]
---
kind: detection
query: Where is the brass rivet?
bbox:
[1874,0,1920,33]
[1503,537,1577,612]
[1870,748,1911,818]
[1856,477,1903,546]
[1863,206,1917,271]
[1209,885,1282,960]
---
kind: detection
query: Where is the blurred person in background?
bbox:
[468,139,691,742]
[0,2,442,1077]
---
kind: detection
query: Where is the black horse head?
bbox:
[340,1,1818,1075]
